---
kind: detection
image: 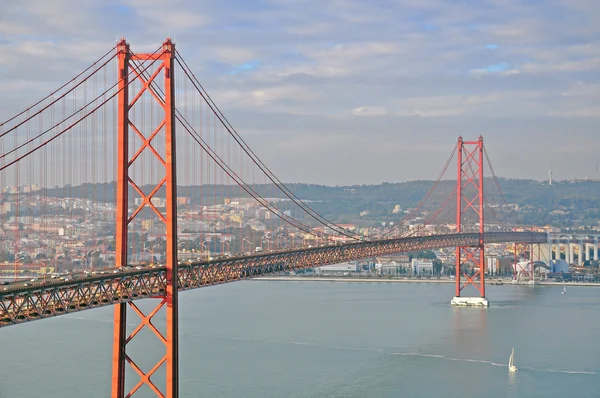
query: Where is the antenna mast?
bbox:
[548,157,553,185]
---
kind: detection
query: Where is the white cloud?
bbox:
[0,0,599,183]
[351,106,387,116]
[522,57,600,74]
[560,82,600,97]
[212,47,258,64]
[546,107,600,118]
[134,9,210,31]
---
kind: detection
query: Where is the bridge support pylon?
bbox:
[112,38,179,397]
[451,136,489,307]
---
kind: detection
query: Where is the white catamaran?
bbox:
[508,347,518,372]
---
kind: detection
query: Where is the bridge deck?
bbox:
[0,232,546,327]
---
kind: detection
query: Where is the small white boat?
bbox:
[562,286,566,295]
[508,347,518,372]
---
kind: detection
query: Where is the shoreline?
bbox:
[253,276,600,287]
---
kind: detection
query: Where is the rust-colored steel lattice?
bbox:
[112,38,179,398]
[455,136,486,298]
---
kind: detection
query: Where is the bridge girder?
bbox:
[0,231,546,327]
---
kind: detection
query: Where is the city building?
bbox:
[412,258,434,275]
[315,262,359,275]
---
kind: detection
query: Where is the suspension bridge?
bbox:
[0,39,547,397]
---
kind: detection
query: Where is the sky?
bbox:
[0,0,598,186]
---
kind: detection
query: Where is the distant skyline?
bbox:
[0,0,598,186]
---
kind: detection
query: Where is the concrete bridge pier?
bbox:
[548,237,553,269]
[550,235,600,265]
[584,243,593,262]
[554,242,561,261]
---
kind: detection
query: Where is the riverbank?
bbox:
[253,276,600,287]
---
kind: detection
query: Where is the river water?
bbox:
[1,281,599,397]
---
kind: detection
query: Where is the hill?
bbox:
[35,178,600,228]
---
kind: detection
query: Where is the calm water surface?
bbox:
[1,281,599,397]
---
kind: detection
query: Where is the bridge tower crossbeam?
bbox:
[451,136,489,307]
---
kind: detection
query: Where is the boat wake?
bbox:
[64,324,599,377]
[219,336,378,352]
[388,352,598,376]
[185,333,600,377]
[519,367,598,375]
[389,352,505,367]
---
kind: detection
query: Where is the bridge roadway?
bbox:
[0,231,546,327]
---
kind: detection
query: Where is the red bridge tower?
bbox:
[451,136,489,307]
[112,38,180,397]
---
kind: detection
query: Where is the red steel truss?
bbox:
[112,38,179,398]
[0,231,546,327]
[455,136,486,298]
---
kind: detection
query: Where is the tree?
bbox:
[433,259,442,274]
[409,250,437,260]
